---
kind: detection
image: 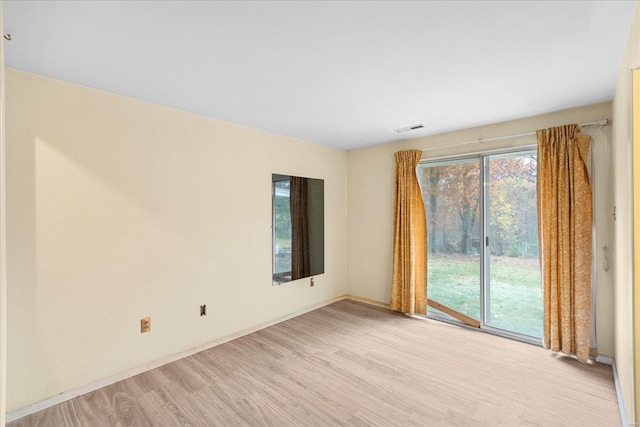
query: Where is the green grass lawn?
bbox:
[428,253,542,338]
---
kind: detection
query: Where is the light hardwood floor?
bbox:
[9,299,620,426]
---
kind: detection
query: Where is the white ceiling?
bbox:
[2,1,636,150]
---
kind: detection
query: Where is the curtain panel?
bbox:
[536,124,593,363]
[291,176,310,280]
[390,150,427,315]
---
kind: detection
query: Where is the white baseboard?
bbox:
[345,294,390,309]
[596,354,614,365]
[611,358,631,427]
[6,295,348,423]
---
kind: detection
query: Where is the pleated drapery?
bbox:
[291,176,310,281]
[536,124,593,363]
[390,150,427,315]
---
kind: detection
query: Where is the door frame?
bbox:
[419,146,541,346]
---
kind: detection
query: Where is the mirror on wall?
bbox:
[272,174,324,284]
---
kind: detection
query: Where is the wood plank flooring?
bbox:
[9,299,621,426]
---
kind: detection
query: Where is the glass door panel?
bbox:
[419,158,481,321]
[485,152,542,338]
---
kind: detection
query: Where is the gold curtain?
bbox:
[291,176,310,280]
[390,150,427,315]
[536,124,593,363]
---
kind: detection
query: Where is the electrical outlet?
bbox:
[200,304,207,316]
[141,317,151,333]
[310,277,315,287]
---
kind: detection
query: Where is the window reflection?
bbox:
[272,174,324,284]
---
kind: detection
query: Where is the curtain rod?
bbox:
[421,119,608,151]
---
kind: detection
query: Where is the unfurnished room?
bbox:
[0,1,639,426]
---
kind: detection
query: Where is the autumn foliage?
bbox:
[418,155,538,258]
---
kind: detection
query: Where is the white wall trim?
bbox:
[345,294,389,309]
[6,295,348,423]
[613,358,633,427]
[596,354,614,365]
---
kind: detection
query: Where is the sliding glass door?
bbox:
[485,152,542,338]
[420,158,481,321]
[418,150,542,341]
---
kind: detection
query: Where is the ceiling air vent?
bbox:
[394,124,425,134]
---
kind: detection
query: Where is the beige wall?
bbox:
[613,1,640,424]
[347,102,615,358]
[0,1,7,425]
[5,69,348,412]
